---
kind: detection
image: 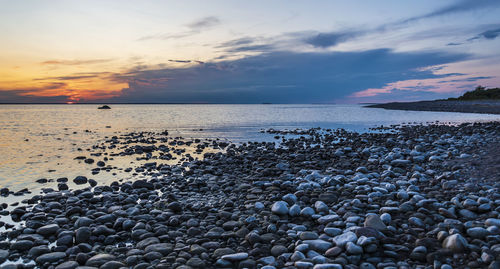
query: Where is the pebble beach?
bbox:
[0,121,499,269]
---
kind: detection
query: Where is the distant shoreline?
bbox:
[366,100,500,115]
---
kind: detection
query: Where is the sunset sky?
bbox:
[1,0,500,103]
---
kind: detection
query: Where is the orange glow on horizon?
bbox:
[0,64,129,102]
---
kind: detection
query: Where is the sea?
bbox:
[0,104,498,198]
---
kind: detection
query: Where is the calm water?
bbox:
[0,104,498,195]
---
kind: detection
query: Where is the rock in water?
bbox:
[442,234,468,253]
[98,105,111,109]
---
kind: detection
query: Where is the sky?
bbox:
[0,0,500,104]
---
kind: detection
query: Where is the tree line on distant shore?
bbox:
[446,86,500,101]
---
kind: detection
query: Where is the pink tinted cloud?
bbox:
[352,72,497,99]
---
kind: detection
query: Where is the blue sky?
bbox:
[0,0,499,103]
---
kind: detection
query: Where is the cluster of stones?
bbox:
[0,122,499,269]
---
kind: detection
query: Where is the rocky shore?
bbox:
[1,122,500,269]
[366,100,500,114]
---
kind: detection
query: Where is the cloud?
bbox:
[0,90,70,103]
[353,72,496,102]
[401,0,499,23]
[438,76,495,83]
[138,16,220,41]
[98,48,469,104]
[168,59,205,64]
[303,0,500,48]
[186,16,220,30]
[0,82,69,103]
[480,28,500,39]
[40,59,112,65]
[218,37,255,48]
[216,36,278,53]
[305,30,363,48]
[33,74,100,81]
[468,27,500,41]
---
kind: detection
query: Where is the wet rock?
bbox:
[10,240,34,251]
[35,252,66,264]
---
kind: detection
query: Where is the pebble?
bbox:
[0,123,498,269]
[271,201,289,215]
[221,252,249,262]
[442,234,468,253]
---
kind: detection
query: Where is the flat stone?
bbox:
[333,232,358,248]
[36,224,60,236]
[299,231,319,240]
[317,215,338,224]
[55,261,79,269]
[144,243,173,256]
[28,245,50,258]
[466,227,489,239]
[485,219,500,227]
[221,252,249,261]
[136,237,160,249]
[85,254,116,267]
[303,239,333,252]
[213,248,235,257]
[35,252,66,264]
[324,227,342,237]
[100,261,125,269]
[312,264,343,269]
[10,240,34,251]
